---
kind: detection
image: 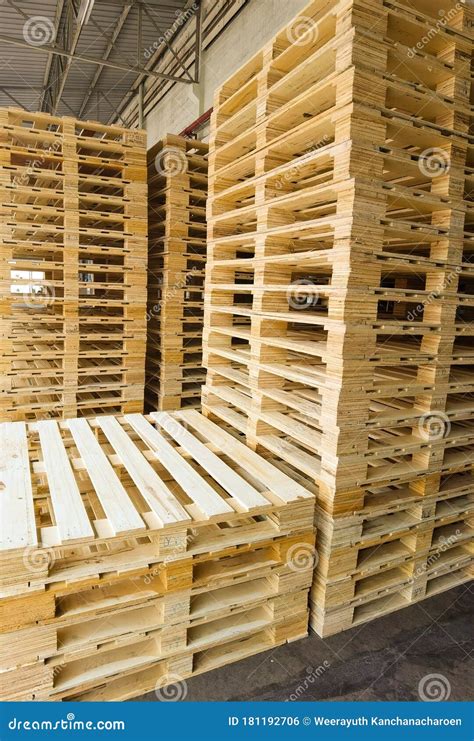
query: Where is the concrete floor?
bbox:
[137,583,473,702]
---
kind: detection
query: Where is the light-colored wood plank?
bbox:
[0,422,37,551]
[36,420,94,543]
[67,418,145,536]
[151,412,269,511]
[97,416,190,527]
[125,414,234,519]
[179,411,313,503]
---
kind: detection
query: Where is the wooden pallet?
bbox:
[0,528,315,634]
[0,409,314,700]
[1,590,310,701]
[0,409,314,593]
[310,535,474,637]
[202,0,474,636]
[145,135,208,411]
[1,547,314,669]
[0,107,147,422]
[208,0,470,184]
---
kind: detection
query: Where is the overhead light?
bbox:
[76,0,95,26]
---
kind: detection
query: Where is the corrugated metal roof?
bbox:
[0,0,59,110]
[0,0,197,123]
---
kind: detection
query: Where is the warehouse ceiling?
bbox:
[0,0,246,125]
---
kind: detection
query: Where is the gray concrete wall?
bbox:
[144,0,308,146]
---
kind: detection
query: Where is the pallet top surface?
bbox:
[1,106,146,143]
[0,410,313,553]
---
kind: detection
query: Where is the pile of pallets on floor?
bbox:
[145,135,208,411]
[0,107,147,422]
[0,411,314,701]
[202,0,474,635]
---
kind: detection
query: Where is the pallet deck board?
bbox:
[66,418,146,537]
[96,415,191,528]
[151,412,269,511]
[0,421,37,551]
[179,409,313,505]
[36,420,95,544]
[0,411,314,563]
[124,413,235,519]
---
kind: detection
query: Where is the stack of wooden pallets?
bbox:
[0,411,314,701]
[202,0,474,635]
[146,135,208,411]
[0,108,147,422]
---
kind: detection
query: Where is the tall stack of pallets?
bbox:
[202,0,474,635]
[0,108,147,422]
[146,135,208,411]
[0,411,314,701]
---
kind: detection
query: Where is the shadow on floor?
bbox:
[135,583,473,702]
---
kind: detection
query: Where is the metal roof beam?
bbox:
[57,97,79,116]
[40,0,66,111]
[106,0,201,124]
[77,4,132,119]
[0,34,194,83]
[44,0,91,114]
[0,87,38,109]
[93,1,185,6]
[99,89,125,123]
[194,0,202,83]
[141,2,194,82]
[87,12,143,74]
[42,0,75,113]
